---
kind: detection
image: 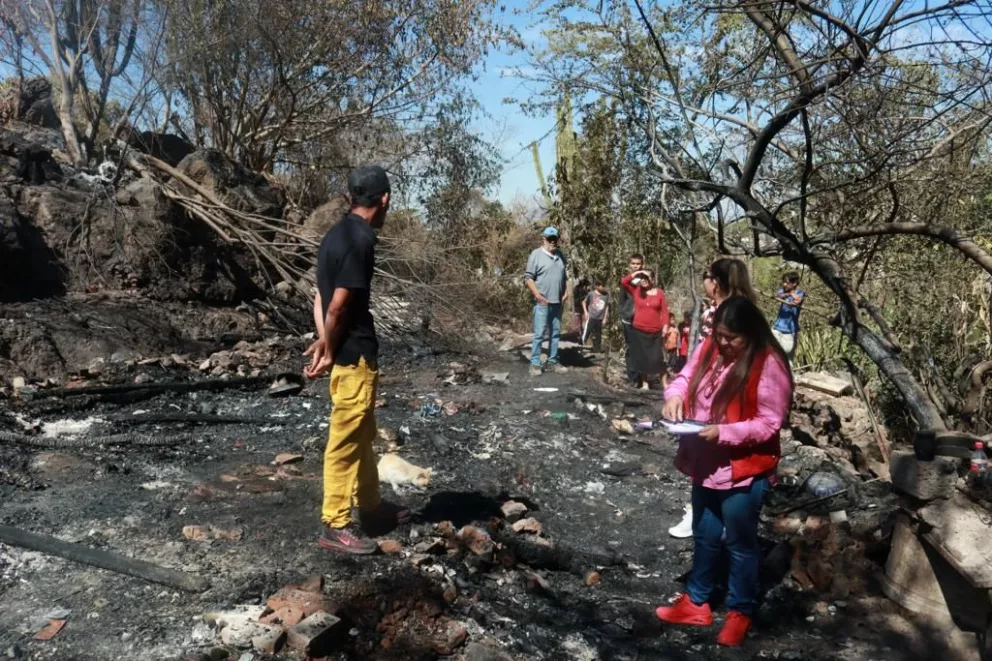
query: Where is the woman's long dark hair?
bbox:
[710,258,758,304]
[686,296,792,421]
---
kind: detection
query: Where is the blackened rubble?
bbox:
[0,334,979,661]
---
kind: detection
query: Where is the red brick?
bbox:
[432,619,468,656]
[260,606,305,628]
[287,611,346,656]
[378,539,403,555]
[456,525,493,558]
[187,485,214,503]
[34,620,66,641]
[274,453,303,465]
[511,518,543,535]
[266,588,336,617]
[251,623,287,654]
[584,571,601,587]
[299,573,325,593]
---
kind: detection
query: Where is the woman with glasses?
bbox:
[669,258,758,538]
[656,296,793,647]
[700,258,757,338]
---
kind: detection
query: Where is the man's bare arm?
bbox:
[782,292,805,307]
[322,287,354,361]
[313,291,324,339]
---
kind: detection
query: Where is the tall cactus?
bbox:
[531,141,552,208]
[555,91,577,187]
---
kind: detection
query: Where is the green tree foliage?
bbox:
[526,0,992,432]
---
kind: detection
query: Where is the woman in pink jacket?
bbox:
[656,296,793,647]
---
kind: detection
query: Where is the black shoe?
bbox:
[318,523,378,555]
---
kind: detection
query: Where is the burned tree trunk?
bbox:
[837,312,948,431]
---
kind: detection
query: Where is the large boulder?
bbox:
[0,188,64,302]
[176,149,285,218]
[124,130,195,167]
[303,195,349,240]
[2,77,61,129]
[0,125,63,184]
[9,177,262,304]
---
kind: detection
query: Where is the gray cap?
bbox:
[348,165,391,200]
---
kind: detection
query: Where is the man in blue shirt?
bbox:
[524,227,569,376]
[772,272,805,360]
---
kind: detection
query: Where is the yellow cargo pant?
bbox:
[321,357,381,528]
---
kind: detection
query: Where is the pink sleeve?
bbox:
[717,354,792,446]
[664,341,705,402]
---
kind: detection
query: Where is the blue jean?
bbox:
[531,303,562,367]
[687,477,769,615]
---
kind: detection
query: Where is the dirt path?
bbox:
[0,340,975,660]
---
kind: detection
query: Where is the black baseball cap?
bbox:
[348,165,391,201]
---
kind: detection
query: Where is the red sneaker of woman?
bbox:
[655,594,713,626]
[717,611,752,646]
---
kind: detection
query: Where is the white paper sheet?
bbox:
[661,419,706,435]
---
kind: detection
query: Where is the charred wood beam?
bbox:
[0,525,210,592]
[0,430,196,449]
[36,376,269,399]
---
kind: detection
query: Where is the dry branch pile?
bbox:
[124,151,501,340]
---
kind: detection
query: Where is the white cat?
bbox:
[377,453,432,490]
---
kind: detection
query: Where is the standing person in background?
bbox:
[662,313,680,387]
[669,257,757,539]
[675,310,691,372]
[699,297,717,340]
[620,269,669,389]
[656,297,793,647]
[573,278,590,344]
[618,253,645,385]
[772,272,805,361]
[699,258,757,340]
[525,227,569,376]
[582,278,610,352]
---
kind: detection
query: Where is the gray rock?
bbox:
[176,149,285,218]
[460,642,513,661]
[14,78,60,129]
[890,451,958,501]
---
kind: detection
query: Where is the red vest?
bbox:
[683,342,781,482]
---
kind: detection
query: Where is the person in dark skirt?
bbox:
[620,269,670,389]
[573,278,590,342]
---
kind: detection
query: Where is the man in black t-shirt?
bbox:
[304,165,406,554]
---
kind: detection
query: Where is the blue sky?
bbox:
[0,0,559,209]
[470,2,557,208]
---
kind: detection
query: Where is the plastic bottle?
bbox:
[970,441,988,476]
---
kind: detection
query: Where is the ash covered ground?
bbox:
[0,335,976,661]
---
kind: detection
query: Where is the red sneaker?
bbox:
[655,594,713,626]
[717,611,752,646]
[318,524,377,555]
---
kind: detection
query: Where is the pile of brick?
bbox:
[198,574,344,657]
